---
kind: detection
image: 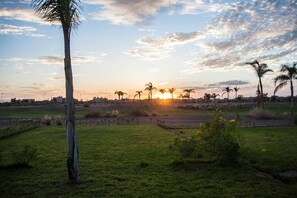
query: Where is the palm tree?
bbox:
[274,63,297,115]
[115,91,126,100]
[222,87,233,100]
[246,60,273,109]
[234,86,240,99]
[204,93,211,103]
[32,0,82,182]
[134,91,142,100]
[159,89,166,98]
[168,88,176,99]
[183,89,195,99]
[211,93,220,100]
[145,82,156,100]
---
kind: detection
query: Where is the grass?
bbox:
[0,125,296,197]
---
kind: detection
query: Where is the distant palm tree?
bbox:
[274,63,297,115]
[145,82,156,100]
[114,91,126,100]
[222,87,233,100]
[159,89,166,98]
[234,86,240,99]
[168,88,176,99]
[211,93,220,100]
[134,91,142,100]
[32,0,82,182]
[204,93,212,103]
[183,89,195,99]
[246,60,273,109]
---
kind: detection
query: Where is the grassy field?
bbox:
[0,125,296,197]
[0,102,296,118]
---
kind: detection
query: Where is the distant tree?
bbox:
[246,60,273,109]
[168,88,176,99]
[204,93,212,103]
[114,91,126,100]
[32,0,82,183]
[274,62,297,115]
[222,87,233,100]
[134,91,143,100]
[183,89,195,99]
[145,82,156,100]
[159,89,166,98]
[234,86,240,99]
[211,93,220,100]
[178,94,189,99]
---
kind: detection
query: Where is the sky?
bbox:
[0,0,296,101]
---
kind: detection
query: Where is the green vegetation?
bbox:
[0,125,39,139]
[172,111,242,164]
[0,125,296,197]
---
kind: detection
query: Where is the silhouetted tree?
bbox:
[274,62,297,115]
[115,91,126,100]
[32,0,82,183]
[246,60,273,109]
[204,93,211,103]
[145,82,156,100]
[222,87,233,100]
[211,93,220,100]
[168,88,176,99]
[159,89,166,98]
[183,89,195,99]
[234,86,240,99]
[134,91,142,100]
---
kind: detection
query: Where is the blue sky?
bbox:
[0,0,296,101]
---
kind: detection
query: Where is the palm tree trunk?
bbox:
[290,79,294,115]
[139,94,141,100]
[63,28,79,183]
[259,77,264,109]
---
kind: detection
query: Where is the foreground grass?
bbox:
[0,125,296,197]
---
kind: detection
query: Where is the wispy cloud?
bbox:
[126,31,204,60]
[0,23,45,37]
[207,80,250,87]
[0,7,53,25]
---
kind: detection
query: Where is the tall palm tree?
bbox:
[32,0,82,182]
[145,82,156,100]
[234,86,240,99]
[159,89,166,98]
[168,88,176,99]
[274,63,297,115]
[222,87,233,100]
[134,91,142,100]
[183,89,195,99]
[114,91,126,100]
[246,60,273,109]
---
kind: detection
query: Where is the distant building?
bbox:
[52,96,65,103]
[92,97,108,103]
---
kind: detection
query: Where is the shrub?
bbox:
[172,110,242,165]
[130,109,148,117]
[84,111,101,118]
[11,145,37,167]
[41,115,52,125]
[83,103,90,108]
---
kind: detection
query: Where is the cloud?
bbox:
[126,31,204,60]
[0,23,45,37]
[207,80,250,87]
[85,0,175,26]
[189,0,297,70]
[0,7,52,25]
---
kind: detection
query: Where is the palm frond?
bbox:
[274,81,288,95]
[274,74,289,85]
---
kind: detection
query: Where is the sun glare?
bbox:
[157,92,172,99]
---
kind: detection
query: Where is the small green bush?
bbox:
[85,111,101,118]
[130,109,148,117]
[172,110,243,165]
[11,145,37,167]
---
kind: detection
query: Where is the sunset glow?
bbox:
[0,0,296,101]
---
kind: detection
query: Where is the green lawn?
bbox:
[0,125,296,197]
